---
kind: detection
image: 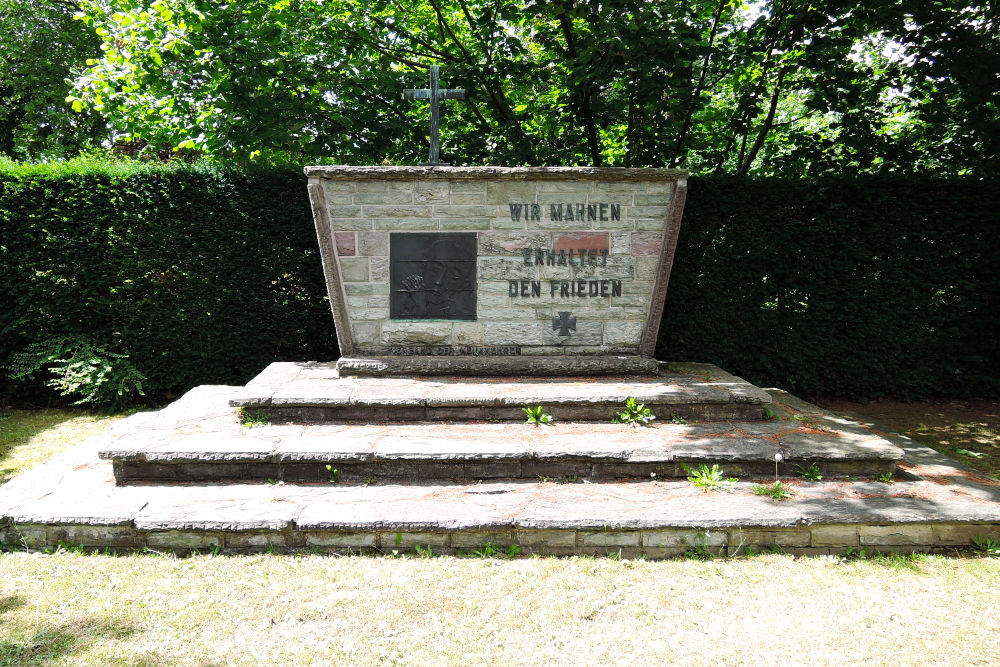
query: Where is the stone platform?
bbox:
[1,384,998,556]
[106,385,900,484]
[228,361,772,423]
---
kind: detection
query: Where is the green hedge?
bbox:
[0,159,337,405]
[657,176,1000,399]
[1,161,997,404]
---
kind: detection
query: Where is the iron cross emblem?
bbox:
[553,311,577,336]
[403,65,465,165]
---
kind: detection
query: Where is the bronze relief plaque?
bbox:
[389,232,477,320]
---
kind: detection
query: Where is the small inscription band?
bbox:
[390,346,522,356]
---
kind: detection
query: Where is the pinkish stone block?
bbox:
[631,231,662,256]
[553,232,609,252]
[335,232,356,256]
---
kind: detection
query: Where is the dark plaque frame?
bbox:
[389,232,477,320]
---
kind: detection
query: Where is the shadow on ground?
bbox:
[0,592,176,666]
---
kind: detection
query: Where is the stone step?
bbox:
[3,406,998,557]
[101,386,902,484]
[227,361,773,423]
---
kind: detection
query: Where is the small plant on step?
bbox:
[671,415,688,424]
[751,481,793,500]
[971,535,999,557]
[797,462,823,482]
[240,408,270,428]
[613,397,656,426]
[878,471,894,484]
[326,465,339,484]
[523,405,553,425]
[681,463,737,493]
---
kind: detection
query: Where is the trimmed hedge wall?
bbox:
[0,161,338,405]
[657,176,1000,399]
[1,161,997,404]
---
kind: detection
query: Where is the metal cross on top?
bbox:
[404,65,465,165]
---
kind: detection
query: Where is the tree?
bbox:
[0,0,108,158]
[67,0,998,176]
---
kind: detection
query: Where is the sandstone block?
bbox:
[363,205,431,218]
[514,529,576,547]
[810,524,859,547]
[358,232,389,256]
[328,205,363,218]
[339,257,369,282]
[441,217,491,230]
[373,218,439,231]
[414,182,450,204]
[603,321,644,346]
[436,205,496,218]
[484,321,544,345]
[486,182,538,204]
[381,322,452,346]
[370,257,388,282]
[537,181,593,193]
[453,322,485,345]
[580,530,640,547]
[335,232,356,256]
[344,283,389,296]
[478,231,551,255]
[354,191,413,204]
[859,524,935,546]
[390,531,450,548]
[634,256,660,281]
[304,532,377,548]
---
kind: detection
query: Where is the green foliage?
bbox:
[970,535,1000,558]
[682,532,716,561]
[4,336,145,410]
[878,472,895,484]
[325,465,339,484]
[0,159,337,406]
[681,463,737,493]
[239,408,270,428]
[797,463,823,482]
[658,176,1000,400]
[613,397,656,426]
[60,1,997,177]
[522,405,553,425]
[0,0,107,159]
[751,481,793,500]
[843,546,871,561]
[671,415,688,425]
[469,542,522,559]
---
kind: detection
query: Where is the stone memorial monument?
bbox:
[9,67,985,559]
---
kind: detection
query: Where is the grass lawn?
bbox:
[1,550,999,665]
[1,405,999,665]
[0,409,125,485]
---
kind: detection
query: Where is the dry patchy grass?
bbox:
[818,399,1000,478]
[0,409,124,484]
[0,551,998,665]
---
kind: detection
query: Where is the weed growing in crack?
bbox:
[681,463,737,493]
[613,397,656,426]
[751,480,793,500]
[523,405,554,425]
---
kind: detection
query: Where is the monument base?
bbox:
[5,375,999,556]
[334,354,661,377]
[228,361,771,423]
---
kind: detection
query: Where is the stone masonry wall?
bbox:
[311,169,685,356]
